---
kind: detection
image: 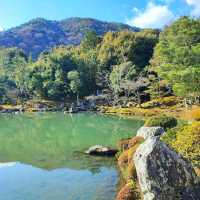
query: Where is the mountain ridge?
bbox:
[0,17,139,58]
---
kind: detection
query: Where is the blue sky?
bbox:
[0,0,199,30]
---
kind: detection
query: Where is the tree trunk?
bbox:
[184,98,188,108]
[137,90,141,107]
[76,94,79,106]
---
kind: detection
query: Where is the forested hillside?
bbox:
[0,29,158,103]
[0,17,139,58]
[0,16,200,109]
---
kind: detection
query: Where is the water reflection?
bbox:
[0,113,143,170]
[0,162,118,200]
[0,113,143,200]
[0,162,17,168]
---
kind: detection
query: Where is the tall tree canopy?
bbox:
[0,29,159,103]
[28,46,75,100]
[0,48,29,102]
[98,30,159,70]
[110,61,137,96]
[151,17,200,100]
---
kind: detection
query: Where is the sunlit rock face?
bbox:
[136,126,165,139]
[134,136,200,200]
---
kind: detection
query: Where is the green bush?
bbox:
[161,120,188,145]
[144,115,178,130]
[162,122,200,166]
[161,127,179,146]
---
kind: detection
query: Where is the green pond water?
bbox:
[0,112,143,200]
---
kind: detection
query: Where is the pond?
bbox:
[0,112,143,200]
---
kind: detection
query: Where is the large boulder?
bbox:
[134,137,200,200]
[136,126,165,139]
[85,145,118,157]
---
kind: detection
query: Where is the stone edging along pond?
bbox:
[116,126,200,200]
[1,103,200,199]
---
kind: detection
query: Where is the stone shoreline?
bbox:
[116,126,200,200]
[1,104,200,199]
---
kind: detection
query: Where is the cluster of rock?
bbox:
[85,145,118,157]
[84,125,200,199]
[0,107,24,114]
[134,126,200,200]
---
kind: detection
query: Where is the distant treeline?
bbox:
[0,16,200,105]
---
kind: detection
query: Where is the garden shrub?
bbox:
[171,122,200,166]
[161,128,178,146]
[118,137,144,180]
[116,182,140,200]
[117,136,144,200]
[118,136,144,151]
[144,114,178,130]
[161,120,188,145]
[190,108,200,121]
[118,150,128,167]
[195,167,200,176]
[141,96,180,109]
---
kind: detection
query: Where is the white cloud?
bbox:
[132,7,139,13]
[126,2,175,29]
[186,0,200,17]
[0,26,3,31]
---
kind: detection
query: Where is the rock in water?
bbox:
[134,137,200,200]
[136,126,165,139]
[85,145,118,157]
